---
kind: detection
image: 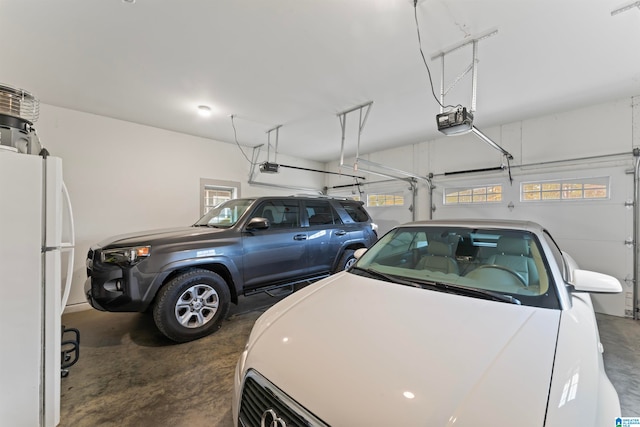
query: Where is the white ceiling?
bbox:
[2,0,640,162]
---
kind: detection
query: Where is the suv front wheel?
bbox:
[334,249,356,273]
[153,269,231,342]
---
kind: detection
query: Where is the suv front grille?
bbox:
[239,370,328,427]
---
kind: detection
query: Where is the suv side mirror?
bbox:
[246,217,270,231]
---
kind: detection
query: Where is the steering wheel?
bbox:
[470,264,527,287]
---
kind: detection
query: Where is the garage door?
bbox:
[430,157,634,317]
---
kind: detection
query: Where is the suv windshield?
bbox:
[353,226,560,309]
[194,199,255,228]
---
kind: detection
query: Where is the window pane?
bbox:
[203,187,234,214]
[565,190,583,199]
[542,191,561,200]
[542,183,561,191]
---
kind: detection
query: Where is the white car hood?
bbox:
[245,272,561,426]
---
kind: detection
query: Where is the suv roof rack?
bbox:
[289,193,354,200]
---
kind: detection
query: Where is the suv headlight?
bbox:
[101,246,151,265]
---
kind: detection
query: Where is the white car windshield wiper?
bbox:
[351,267,422,288]
[416,280,521,305]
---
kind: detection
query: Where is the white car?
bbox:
[232,219,622,426]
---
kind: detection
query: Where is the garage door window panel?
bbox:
[521,177,609,202]
[367,193,405,207]
[444,185,503,205]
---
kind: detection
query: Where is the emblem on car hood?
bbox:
[261,409,286,427]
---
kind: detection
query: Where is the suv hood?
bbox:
[96,226,227,248]
[245,273,561,426]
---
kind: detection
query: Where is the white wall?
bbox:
[35,104,325,310]
[325,96,639,317]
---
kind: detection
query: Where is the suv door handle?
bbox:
[335,230,347,236]
[293,234,307,241]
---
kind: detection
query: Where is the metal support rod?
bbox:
[471,40,478,113]
[440,55,445,114]
[341,163,415,183]
[444,165,505,176]
[431,151,632,178]
[471,127,513,159]
[410,180,417,222]
[356,108,362,166]
[431,29,497,113]
[278,164,365,180]
[354,158,432,185]
[337,101,373,168]
[444,62,474,100]
[275,127,279,163]
[336,101,374,117]
[329,178,400,190]
[266,125,282,163]
[339,114,347,167]
[428,175,434,220]
[248,144,264,181]
[611,1,640,16]
[634,150,640,320]
[431,29,498,60]
[266,131,270,162]
[248,179,322,194]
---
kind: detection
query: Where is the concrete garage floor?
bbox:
[59,293,287,427]
[59,297,640,427]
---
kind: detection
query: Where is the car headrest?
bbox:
[496,237,528,256]
[426,241,454,257]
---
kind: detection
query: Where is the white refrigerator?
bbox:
[0,146,75,426]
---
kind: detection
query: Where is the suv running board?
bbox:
[244,274,331,297]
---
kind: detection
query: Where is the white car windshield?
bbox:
[353,226,560,309]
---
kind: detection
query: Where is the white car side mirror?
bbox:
[354,247,368,259]
[572,269,622,293]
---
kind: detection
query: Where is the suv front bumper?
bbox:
[85,249,154,312]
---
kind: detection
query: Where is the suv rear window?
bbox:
[305,200,342,225]
[339,201,370,222]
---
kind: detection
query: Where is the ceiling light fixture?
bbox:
[197,105,212,117]
[122,0,136,4]
[611,1,640,16]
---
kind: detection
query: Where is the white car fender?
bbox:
[545,293,621,426]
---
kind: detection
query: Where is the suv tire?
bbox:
[334,249,356,273]
[153,269,231,343]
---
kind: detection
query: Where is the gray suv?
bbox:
[85,196,377,342]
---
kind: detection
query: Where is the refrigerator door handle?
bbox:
[60,181,75,309]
